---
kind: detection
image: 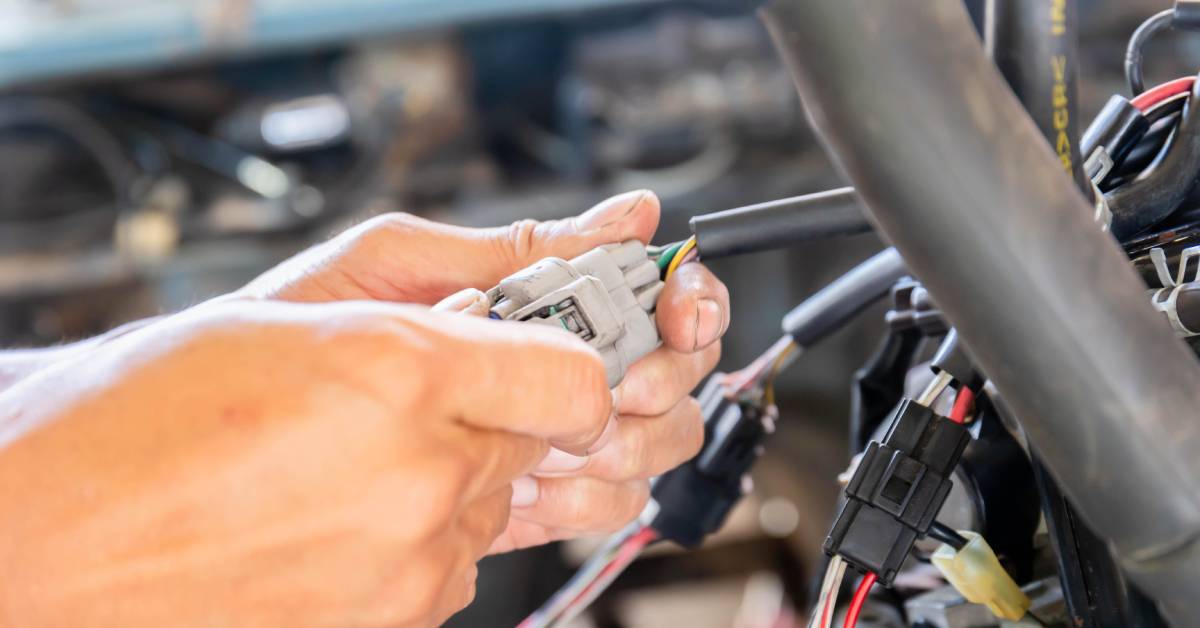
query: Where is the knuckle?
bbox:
[603,481,650,532]
[394,561,448,623]
[430,453,475,500]
[495,218,542,269]
[615,428,649,480]
[404,457,472,536]
[351,212,422,253]
[549,481,594,525]
[627,358,674,416]
[366,211,423,235]
[456,565,480,610]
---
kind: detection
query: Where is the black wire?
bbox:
[1144,93,1188,125]
[1126,9,1175,95]
[1104,111,1181,189]
[1106,75,1200,238]
[928,521,968,551]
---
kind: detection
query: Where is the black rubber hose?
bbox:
[760,1,1200,624]
[1106,74,1200,239]
[781,247,905,348]
[1126,9,1174,96]
[988,0,1089,192]
[689,187,871,259]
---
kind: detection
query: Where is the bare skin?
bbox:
[0,191,729,627]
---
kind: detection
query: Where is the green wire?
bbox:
[655,241,685,270]
[548,306,570,331]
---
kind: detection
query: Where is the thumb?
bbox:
[251,190,661,305]
[482,189,661,274]
[395,189,660,302]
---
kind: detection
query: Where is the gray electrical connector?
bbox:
[487,240,664,387]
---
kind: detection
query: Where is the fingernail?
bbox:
[577,190,652,231]
[432,288,491,316]
[694,298,723,350]
[587,413,619,455]
[535,448,590,475]
[510,476,540,507]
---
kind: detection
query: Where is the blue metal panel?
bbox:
[0,0,671,89]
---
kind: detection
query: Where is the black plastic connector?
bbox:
[650,376,776,547]
[824,399,971,585]
[884,277,946,335]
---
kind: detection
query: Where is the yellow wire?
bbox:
[664,235,698,279]
[763,341,797,407]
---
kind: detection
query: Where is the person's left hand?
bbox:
[239,190,730,551]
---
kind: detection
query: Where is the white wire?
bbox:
[523,523,642,628]
[550,532,652,627]
[821,559,848,628]
[807,555,846,628]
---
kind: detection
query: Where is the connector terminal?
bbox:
[824,399,971,585]
[487,240,663,387]
[931,530,1031,621]
[650,375,777,547]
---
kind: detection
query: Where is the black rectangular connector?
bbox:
[823,399,970,585]
[651,376,775,548]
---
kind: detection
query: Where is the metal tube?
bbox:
[760,1,1200,623]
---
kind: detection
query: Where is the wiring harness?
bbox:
[516,6,1200,624]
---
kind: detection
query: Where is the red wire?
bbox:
[566,527,658,611]
[843,572,877,628]
[949,386,974,424]
[1131,76,1196,111]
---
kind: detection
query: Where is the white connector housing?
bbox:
[487,240,664,387]
[931,530,1032,621]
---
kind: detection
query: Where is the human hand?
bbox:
[0,299,612,628]
[239,191,730,551]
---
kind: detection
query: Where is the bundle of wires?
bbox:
[1102,75,1193,191]
[650,235,698,280]
[720,335,799,406]
[520,330,800,628]
[519,523,659,628]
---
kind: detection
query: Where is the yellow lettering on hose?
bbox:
[1051,55,1072,174]
[1051,0,1066,36]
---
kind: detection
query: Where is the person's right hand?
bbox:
[0,299,613,628]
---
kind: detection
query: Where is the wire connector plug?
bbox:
[488,240,663,387]
[650,375,777,547]
[931,530,1031,621]
[823,399,971,585]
